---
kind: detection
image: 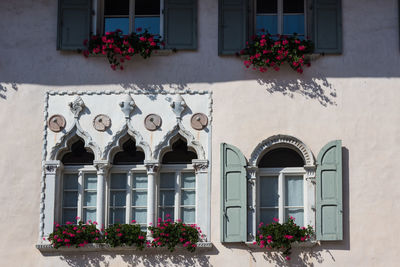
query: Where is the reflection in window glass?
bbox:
[104,18,129,34]
[283,15,304,35]
[135,0,160,34]
[257,0,278,13]
[256,15,278,35]
[283,0,304,13]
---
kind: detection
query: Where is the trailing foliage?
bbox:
[83,29,163,70]
[48,219,102,248]
[148,216,202,252]
[254,217,314,260]
[104,222,147,249]
[240,34,314,73]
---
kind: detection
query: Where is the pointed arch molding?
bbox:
[154,121,206,162]
[49,121,101,161]
[103,122,152,161]
[249,135,315,167]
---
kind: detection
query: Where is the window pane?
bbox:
[63,208,77,224]
[260,208,279,224]
[84,191,97,206]
[111,173,127,189]
[109,208,126,224]
[159,190,175,206]
[160,173,175,188]
[63,174,78,189]
[283,0,304,13]
[110,191,126,206]
[63,191,78,207]
[84,174,97,190]
[285,176,303,206]
[256,15,278,35]
[134,17,160,35]
[132,191,147,206]
[104,0,129,16]
[181,172,195,188]
[283,15,305,35]
[260,176,279,207]
[132,208,147,224]
[257,0,277,13]
[133,173,147,189]
[83,208,96,223]
[285,208,304,227]
[181,190,195,206]
[181,208,195,224]
[159,208,174,221]
[104,18,129,34]
[135,0,160,15]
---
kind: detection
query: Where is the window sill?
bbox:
[36,242,213,254]
[245,240,319,250]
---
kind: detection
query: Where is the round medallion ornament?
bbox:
[48,114,66,132]
[93,114,111,132]
[144,114,162,131]
[191,113,208,130]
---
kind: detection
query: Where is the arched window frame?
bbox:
[247,135,316,241]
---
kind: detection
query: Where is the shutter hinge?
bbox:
[311,205,316,211]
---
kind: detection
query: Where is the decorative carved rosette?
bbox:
[193,160,209,174]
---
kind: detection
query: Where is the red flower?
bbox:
[298,45,306,51]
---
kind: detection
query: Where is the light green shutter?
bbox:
[316,140,343,240]
[313,0,342,54]
[164,0,197,50]
[57,0,91,50]
[221,143,247,242]
[218,0,248,55]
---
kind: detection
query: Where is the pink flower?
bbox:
[285,256,291,261]
[282,40,288,45]
[73,227,78,231]
[298,45,306,51]
[192,244,197,248]
[138,235,144,240]
[150,42,156,46]
[253,241,257,245]
[284,235,293,240]
[131,219,136,223]
[139,37,147,42]
[64,239,70,243]
[300,236,306,241]
[273,218,279,222]
[102,36,107,43]
[66,221,73,225]
[117,233,123,237]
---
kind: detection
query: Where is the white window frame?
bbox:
[93,0,164,36]
[257,167,308,225]
[59,165,97,224]
[254,0,308,36]
[106,164,147,227]
[157,163,197,224]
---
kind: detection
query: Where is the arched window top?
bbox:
[162,137,198,164]
[258,147,305,168]
[61,139,94,165]
[113,138,145,165]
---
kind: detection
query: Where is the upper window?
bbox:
[103,0,161,35]
[255,0,305,37]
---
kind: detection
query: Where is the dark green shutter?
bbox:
[221,143,247,242]
[316,140,343,240]
[57,0,91,50]
[218,0,248,55]
[313,0,342,54]
[164,0,197,50]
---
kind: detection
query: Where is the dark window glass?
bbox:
[283,0,304,13]
[104,0,129,16]
[258,148,304,167]
[162,138,198,164]
[257,0,278,14]
[61,139,94,165]
[113,138,145,165]
[135,0,160,16]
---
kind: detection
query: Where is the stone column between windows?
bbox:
[94,160,111,230]
[193,159,209,241]
[145,161,159,228]
[43,160,63,238]
[247,166,258,242]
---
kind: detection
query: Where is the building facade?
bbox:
[0,0,399,266]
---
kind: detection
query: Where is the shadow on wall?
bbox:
[55,247,218,267]
[257,77,336,107]
[0,82,18,100]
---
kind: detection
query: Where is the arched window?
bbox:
[60,138,96,224]
[257,147,306,227]
[108,136,147,229]
[158,136,197,223]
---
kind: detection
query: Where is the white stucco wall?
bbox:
[0,0,400,266]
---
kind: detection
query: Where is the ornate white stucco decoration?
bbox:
[49,122,101,161]
[154,121,206,161]
[119,94,135,119]
[170,94,187,120]
[69,96,85,118]
[103,122,152,161]
[249,134,315,167]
